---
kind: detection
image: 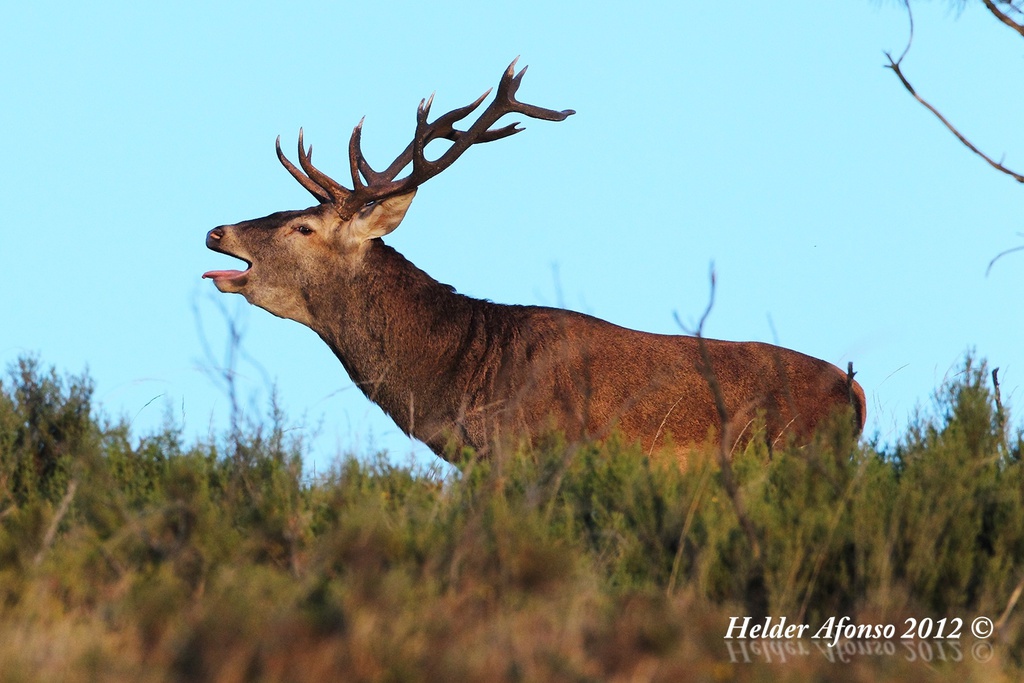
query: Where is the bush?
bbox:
[0,354,1021,681]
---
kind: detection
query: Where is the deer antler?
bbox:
[276,58,575,219]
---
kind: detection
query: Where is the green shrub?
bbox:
[0,354,1021,681]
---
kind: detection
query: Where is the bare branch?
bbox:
[986,238,1024,275]
[885,2,1024,183]
[894,0,916,66]
[676,267,763,562]
[995,572,1024,636]
[885,54,1024,182]
[992,366,1012,455]
[982,0,1024,39]
[34,479,78,566]
[846,362,859,425]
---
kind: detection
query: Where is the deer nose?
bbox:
[206,227,224,248]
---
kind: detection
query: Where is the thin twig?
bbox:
[982,0,1024,39]
[895,0,916,66]
[992,367,1005,424]
[846,362,857,408]
[986,239,1024,276]
[995,573,1024,635]
[678,267,763,562]
[34,479,78,566]
[649,392,688,458]
[885,2,1024,183]
[992,367,1011,455]
[885,55,1024,182]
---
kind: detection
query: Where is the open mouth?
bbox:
[202,261,251,284]
[203,228,252,285]
[202,248,251,283]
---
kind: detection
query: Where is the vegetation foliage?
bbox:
[0,354,1022,681]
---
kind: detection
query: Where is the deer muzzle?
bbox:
[203,226,251,289]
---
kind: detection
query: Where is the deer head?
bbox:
[203,59,574,326]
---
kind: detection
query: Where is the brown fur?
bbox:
[206,65,862,464]
[205,202,865,465]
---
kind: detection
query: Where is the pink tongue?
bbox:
[202,269,245,280]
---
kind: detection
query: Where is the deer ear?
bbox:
[349,190,416,241]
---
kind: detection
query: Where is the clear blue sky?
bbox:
[2,1,1021,471]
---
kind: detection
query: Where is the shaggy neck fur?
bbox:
[305,239,511,451]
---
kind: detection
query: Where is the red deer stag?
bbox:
[203,60,865,463]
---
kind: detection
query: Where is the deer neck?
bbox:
[305,239,480,440]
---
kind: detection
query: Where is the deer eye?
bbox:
[296,225,314,235]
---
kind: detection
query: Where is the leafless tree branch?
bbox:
[982,0,1024,38]
[885,55,1024,182]
[676,266,763,563]
[986,235,1024,275]
[886,1,1024,183]
[995,572,1024,636]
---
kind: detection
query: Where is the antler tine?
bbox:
[348,118,373,195]
[346,92,460,193]
[379,61,570,203]
[411,96,434,178]
[496,59,575,123]
[366,88,492,185]
[397,60,573,182]
[426,88,490,140]
[296,129,353,207]
[276,133,332,204]
[495,59,519,104]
